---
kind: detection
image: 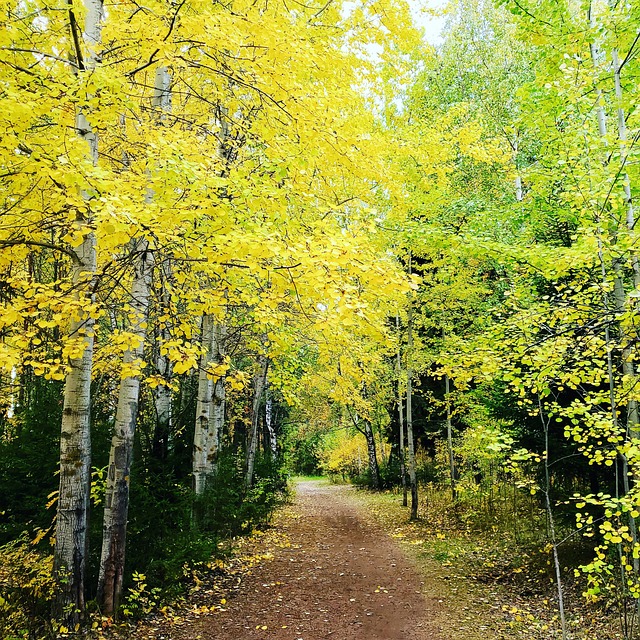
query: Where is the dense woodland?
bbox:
[2,0,640,637]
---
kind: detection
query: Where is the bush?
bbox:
[0,536,55,640]
[120,451,288,610]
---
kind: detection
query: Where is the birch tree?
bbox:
[97,65,171,614]
[97,241,154,614]
[245,356,269,489]
[193,316,227,494]
[53,0,103,622]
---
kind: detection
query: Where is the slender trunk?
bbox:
[609,60,640,609]
[363,419,381,490]
[611,47,638,285]
[407,301,418,520]
[245,356,269,489]
[53,0,102,622]
[396,315,407,507]
[193,314,215,495]
[204,323,226,478]
[589,7,640,589]
[265,382,277,461]
[54,234,96,622]
[97,63,170,614]
[514,137,523,202]
[151,71,173,462]
[97,241,154,615]
[539,397,568,640]
[445,373,456,502]
[152,342,172,462]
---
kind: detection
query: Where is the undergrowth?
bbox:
[357,482,625,640]
[0,453,289,640]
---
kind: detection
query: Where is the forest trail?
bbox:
[143,481,450,640]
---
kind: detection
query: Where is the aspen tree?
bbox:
[193,318,226,494]
[245,356,269,489]
[193,314,216,496]
[150,71,174,463]
[396,315,408,507]
[406,298,418,521]
[363,418,381,490]
[97,65,171,614]
[53,0,103,622]
[97,240,154,614]
[264,381,277,461]
[584,2,640,588]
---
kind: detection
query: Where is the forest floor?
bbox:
[128,480,622,640]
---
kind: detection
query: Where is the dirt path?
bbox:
[143,481,447,640]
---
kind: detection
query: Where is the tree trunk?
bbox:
[53,0,103,622]
[445,373,456,502]
[396,314,407,507]
[97,240,154,615]
[193,314,215,495]
[151,259,173,462]
[204,323,226,479]
[53,233,96,623]
[589,6,640,587]
[265,382,277,461]
[150,72,173,462]
[245,356,269,489]
[363,419,381,490]
[406,301,418,520]
[152,344,172,462]
[514,137,523,202]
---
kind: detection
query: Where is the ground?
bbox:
[131,480,619,640]
[135,480,493,640]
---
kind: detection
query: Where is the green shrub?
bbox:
[0,536,56,640]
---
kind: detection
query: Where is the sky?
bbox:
[409,0,449,45]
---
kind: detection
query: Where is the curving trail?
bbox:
[144,481,445,640]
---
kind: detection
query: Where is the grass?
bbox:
[352,483,625,640]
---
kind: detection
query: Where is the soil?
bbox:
[135,481,479,640]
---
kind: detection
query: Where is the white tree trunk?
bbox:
[153,346,172,459]
[445,373,456,502]
[396,314,407,507]
[406,300,418,520]
[97,240,154,615]
[589,0,640,590]
[150,68,173,461]
[152,256,173,461]
[203,323,226,478]
[97,65,168,614]
[54,232,96,622]
[265,383,277,460]
[53,0,102,622]
[193,314,215,495]
[245,357,269,489]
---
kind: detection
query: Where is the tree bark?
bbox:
[396,314,407,507]
[445,373,456,502]
[151,71,173,462]
[152,338,172,462]
[204,323,226,479]
[245,356,269,489]
[193,314,215,495]
[97,240,154,615]
[265,382,277,461]
[406,301,418,520]
[363,419,381,490]
[53,232,96,623]
[53,0,102,622]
